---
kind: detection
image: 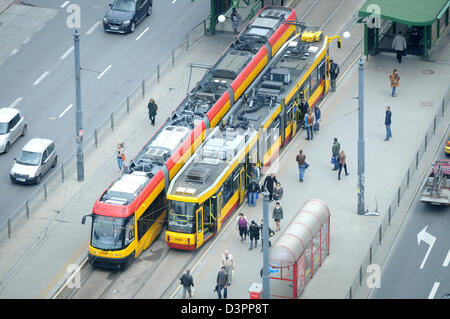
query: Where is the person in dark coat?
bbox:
[299,97,309,126]
[329,59,340,92]
[216,267,229,299]
[263,173,278,201]
[147,98,158,126]
[272,202,283,232]
[331,138,340,170]
[247,178,260,207]
[384,106,392,141]
[259,219,273,252]
[179,269,194,299]
[248,220,260,250]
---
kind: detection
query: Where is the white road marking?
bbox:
[33,71,50,86]
[417,225,436,269]
[59,104,73,118]
[428,282,440,299]
[97,64,112,79]
[23,37,30,44]
[135,27,149,41]
[443,249,450,267]
[9,49,19,56]
[9,97,23,108]
[60,46,74,60]
[60,1,70,8]
[86,21,101,35]
[172,0,177,3]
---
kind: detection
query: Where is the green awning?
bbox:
[358,0,450,26]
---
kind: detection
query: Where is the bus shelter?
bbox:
[358,0,450,60]
[268,199,330,299]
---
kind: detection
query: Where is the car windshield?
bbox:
[0,123,8,135]
[91,215,127,250]
[112,0,135,12]
[16,150,41,166]
[168,201,196,234]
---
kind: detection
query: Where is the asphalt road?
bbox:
[371,125,450,299]
[0,0,210,224]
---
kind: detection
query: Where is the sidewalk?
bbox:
[0,30,235,298]
[171,52,450,299]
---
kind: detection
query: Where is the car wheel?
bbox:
[130,21,136,33]
[36,174,42,184]
[52,156,58,168]
[21,124,27,137]
[4,142,10,153]
[147,5,152,16]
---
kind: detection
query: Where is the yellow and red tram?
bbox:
[165,30,342,250]
[82,6,297,269]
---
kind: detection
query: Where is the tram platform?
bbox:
[170,52,450,299]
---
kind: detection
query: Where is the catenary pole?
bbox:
[262,188,270,298]
[74,29,84,181]
[357,57,365,214]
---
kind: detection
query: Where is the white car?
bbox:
[10,138,57,184]
[0,108,27,153]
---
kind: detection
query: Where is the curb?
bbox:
[0,0,15,16]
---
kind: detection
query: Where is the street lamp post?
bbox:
[262,188,270,298]
[357,57,365,214]
[74,29,84,182]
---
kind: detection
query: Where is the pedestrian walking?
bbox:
[260,219,274,252]
[147,98,158,126]
[116,143,125,170]
[251,163,260,180]
[331,138,340,170]
[389,69,400,97]
[272,183,283,201]
[384,106,392,141]
[237,213,249,241]
[231,8,240,34]
[272,202,283,232]
[296,149,307,182]
[216,267,228,299]
[409,27,422,55]
[329,59,340,92]
[305,109,315,140]
[247,178,259,207]
[263,173,278,201]
[248,220,260,250]
[313,106,321,132]
[221,250,234,285]
[179,269,194,299]
[337,150,349,180]
[392,31,407,63]
[299,97,309,127]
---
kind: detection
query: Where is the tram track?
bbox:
[53,0,364,300]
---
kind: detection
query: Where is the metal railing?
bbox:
[346,87,450,299]
[0,18,208,242]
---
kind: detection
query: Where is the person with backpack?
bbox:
[179,269,194,299]
[329,59,340,92]
[147,98,158,126]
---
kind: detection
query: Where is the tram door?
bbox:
[239,167,245,204]
[195,206,204,248]
[215,191,223,231]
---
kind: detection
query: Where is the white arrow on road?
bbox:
[417,225,436,269]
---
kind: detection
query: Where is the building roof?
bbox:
[358,0,450,26]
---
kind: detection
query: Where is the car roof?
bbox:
[0,108,20,122]
[22,138,54,153]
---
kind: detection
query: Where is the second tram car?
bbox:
[81,6,297,269]
[165,30,342,250]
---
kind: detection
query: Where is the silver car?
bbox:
[10,138,57,184]
[0,107,27,153]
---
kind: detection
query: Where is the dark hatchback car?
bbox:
[103,0,153,34]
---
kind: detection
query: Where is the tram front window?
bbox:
[168,201,197,234]
[91,215,127,250]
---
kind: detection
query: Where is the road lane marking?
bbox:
[59,104,73,118]
[86,21,101,35]
[9,49,19,56]
[172,0,177,3]
[33,71,50,85]
[136,27,149,41]
[97,64,112,79]
[417,225,436,269]
[60,46,74,60]
[428,282,440,299]
[60,1,70,8]
[443,249,450,267]
[9,97,23,108]
[23,37,30,44]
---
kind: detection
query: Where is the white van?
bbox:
[10,138,57,184]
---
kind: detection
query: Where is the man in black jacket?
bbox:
[263,173,278,201]
[384,106,392,141]
[329,59,340,92]
[147,98,158,126]
[179,269,194,299]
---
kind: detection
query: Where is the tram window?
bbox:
[137,191,165,240]
[223,177,234,204]
[310,67,319,92]
[318,59,326,81]
[232,169,240,191]
[286,102,293,124]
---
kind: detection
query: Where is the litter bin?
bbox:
[248,282,263,299]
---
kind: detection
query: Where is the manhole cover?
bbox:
[48,116,58,121]
[421,102,433,107]
[422,69,434,75]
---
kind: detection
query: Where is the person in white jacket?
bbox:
[392,31,407,63]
